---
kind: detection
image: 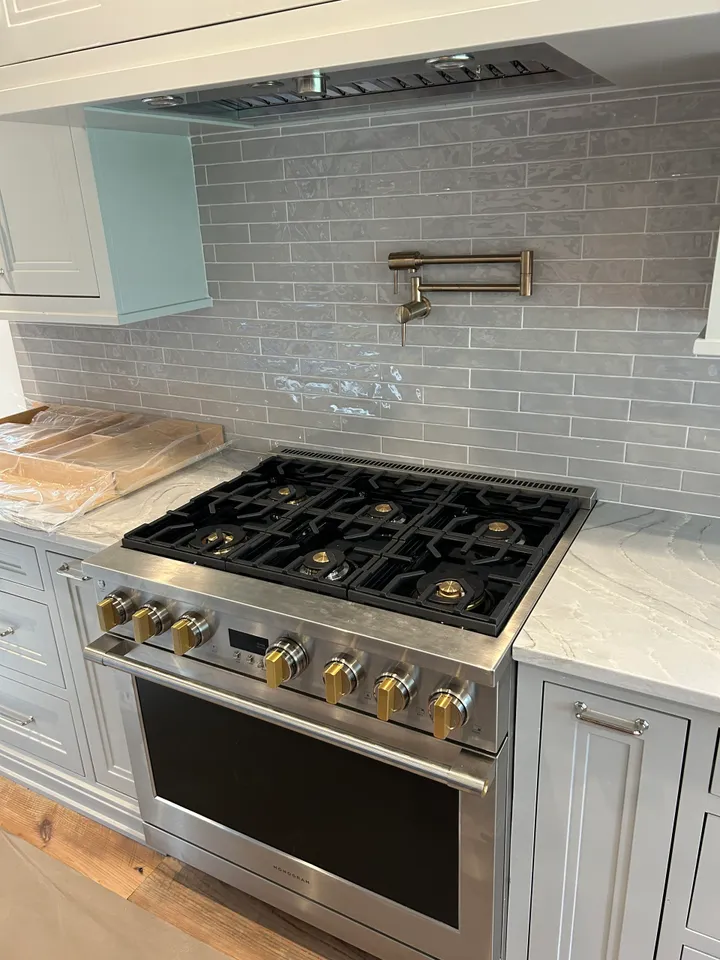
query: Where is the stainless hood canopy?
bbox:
[100,42,607,128]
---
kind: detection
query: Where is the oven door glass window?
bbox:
[137,679,459,926]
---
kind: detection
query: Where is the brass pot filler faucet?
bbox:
[388,249,534,344]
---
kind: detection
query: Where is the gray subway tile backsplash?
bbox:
[11,82,720,517]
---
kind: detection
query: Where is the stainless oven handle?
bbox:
[85,636,495,797]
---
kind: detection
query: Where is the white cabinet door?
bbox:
[529,682,687,960]
[0,120,98,297]
[49,553,135,798]
[0,0,333,67]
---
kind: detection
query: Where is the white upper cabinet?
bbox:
[0,0,331,67]
[0,111,211,325]
[0,121,97,297]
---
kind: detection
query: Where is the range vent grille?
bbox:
[198,58,554,113]
[280,446,590,499]
[102,43,606,127]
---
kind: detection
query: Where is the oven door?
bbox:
[86,635,507,960]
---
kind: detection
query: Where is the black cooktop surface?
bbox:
[123,455,580,636]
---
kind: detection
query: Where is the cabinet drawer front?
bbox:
[682,949,717,960]
[0,674,83,774]
[0,592,64,688]
[0,538,42,590]
[689,815,720,942]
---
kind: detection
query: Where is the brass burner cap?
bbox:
[277,486,291,496]
[436,579,465,600]
[488,521,510,533]
[374,502,393,513]
[203,530,233,545]
[312,551,330,564]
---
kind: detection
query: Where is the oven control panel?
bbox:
[94,585,506,752]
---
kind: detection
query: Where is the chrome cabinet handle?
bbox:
[0,625,14,637]
[85,635,495,797]
[56,563,91,583]
[0,706,34,727]
[574,701,649,737]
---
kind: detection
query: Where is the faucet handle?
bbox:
[396,278,431,345]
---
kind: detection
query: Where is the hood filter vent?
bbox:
[103,43,606,128]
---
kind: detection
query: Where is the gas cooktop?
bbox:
[123,453,583,636]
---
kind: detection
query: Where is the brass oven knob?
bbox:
[374,668,417,722]
[171,612,211,656]
[97,591,134,632]
[323,655,363,705]
[132,602,172,643]
[429,687,472,740]
[265,637,308,688]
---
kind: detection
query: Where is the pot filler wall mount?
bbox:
[388,249,534,344]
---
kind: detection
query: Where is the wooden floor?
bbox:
[0,776,372,960]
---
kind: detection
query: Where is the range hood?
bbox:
[98,43,608,129]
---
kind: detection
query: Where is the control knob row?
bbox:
[96,593,210,656]
[263,639,471,740]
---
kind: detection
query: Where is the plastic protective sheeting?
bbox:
[0,405,225,531]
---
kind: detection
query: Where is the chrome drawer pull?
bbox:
[0,707,35,727]
[56,563,91,583]
[0,626,14,638]
[574,701,649,737]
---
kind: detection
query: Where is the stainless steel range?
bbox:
[83,450,595,960]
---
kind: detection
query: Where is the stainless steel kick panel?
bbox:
[144,825,434,960]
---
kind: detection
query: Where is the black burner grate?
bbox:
[123,455,580,636]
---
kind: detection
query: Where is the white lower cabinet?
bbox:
[0,531,140,839]
[528,683,687,960]
[49,553,135,798]
[508,668,688,960]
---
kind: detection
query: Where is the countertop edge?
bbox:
[512,642,720,715]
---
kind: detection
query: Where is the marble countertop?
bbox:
[514,503,720,712]
[1,448,263,554]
